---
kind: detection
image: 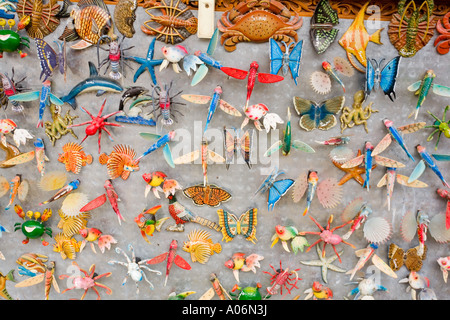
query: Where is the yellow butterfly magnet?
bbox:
[217,208,257,243]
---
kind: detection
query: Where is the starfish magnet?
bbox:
[300,246,346,283]
[332,150,376,186]
[126,38,164,85]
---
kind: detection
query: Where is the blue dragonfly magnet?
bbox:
[137,130,176,168]
[189,28,223,86]
[9,79,63,128]
[377,119,426,162]
[342,140,405,191]
[408,145,450,188]
[181,85,241,134]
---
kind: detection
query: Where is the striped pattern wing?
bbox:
[238,208,257,243]
[223,128,236,167]
[217,209,238,242]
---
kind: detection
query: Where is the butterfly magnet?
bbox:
[254,167,295,211]
[310,0,339,54]
[223,127,253,169]
[35,38,66,81]
[269,39,303,85]
[293,95,345,131]
[365,56,401,101]
[183,183,231,207]
[217,208,257,243]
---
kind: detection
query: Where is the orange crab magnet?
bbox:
[217,0,302,52]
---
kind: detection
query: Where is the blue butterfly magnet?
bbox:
[269,39,303,85]
[35,38,66,81]
[293,95,345,131]
[365,56,401,102]
[254,167,295,211]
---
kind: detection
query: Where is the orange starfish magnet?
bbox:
[332,150,376,186]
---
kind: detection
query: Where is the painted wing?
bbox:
[373,155,405,168]
[9,90,40,102]
[294,96,345,131]
[432,84,450,97]
[341,154,364,168]
[223,128,235,168]
[268,179,295,210]
[365,58,375,96]
[238,208,257,242]
[292,171,308,202]
[238,130,252,166]
[269,38,284,75]
[310,0,339,54]
[173,150,200,164]
[35,38,58,80]
[388,243,405,271]
[183,185,206,206]
[407,80,422,92]
[292,97,317,131]
[163,143,175,168]
[217,209,238,242]
[15,273,44,288]
[397,122,426,134]
[17,180,29,201]
[408,160,426,183]
[316,178,342,208]
[49,93,64,106]
[146,252,168,265]
[264,140,282,157]
[206,28,219,56]
[291,140,315,153]
[220,67,248,80]
[207,186,232,207]
[380,56,401,101]
[400,211,418,242]
[372,133,392,156]
[432,154,450,161]
[257,72,284,84]
[0,176,9,197]
[191,64,209,86]
[139,132,162,141]
[288,40,303,85]
[218,100,241,116]
[181,94,212,105]
[174,254,192,270]
[1,150,35,165]
[80,194,107,212]
[396,174,428,188]
[207,150,225,163]
[372,254,398,278]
